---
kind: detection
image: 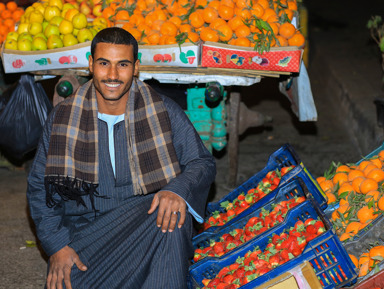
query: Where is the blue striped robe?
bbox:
[27,95,216,288]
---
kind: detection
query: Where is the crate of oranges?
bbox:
[0,1,24,45]
[316,142,384,243]
[103,0,305,72]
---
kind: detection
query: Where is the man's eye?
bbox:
[98,61,108,66]
[119,63,128,67]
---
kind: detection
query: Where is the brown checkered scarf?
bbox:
[45,78,181,210]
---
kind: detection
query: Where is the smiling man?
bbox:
[27,27,216,289]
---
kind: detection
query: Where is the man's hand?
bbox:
[47,245,87,289]
[148,190,187,233]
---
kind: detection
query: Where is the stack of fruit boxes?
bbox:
[188,144,358,289]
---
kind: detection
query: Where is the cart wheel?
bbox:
[228,92,240,187]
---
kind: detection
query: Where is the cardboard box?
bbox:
[138,43,199,67]
[254,261,322,289]
[201,41,303,73]
[1,41,91,73]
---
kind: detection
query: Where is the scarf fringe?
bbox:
[44,175,106,213]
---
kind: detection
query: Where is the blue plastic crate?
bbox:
[203,151,327,233]
[188,200,358,289]
[194,177,317,251]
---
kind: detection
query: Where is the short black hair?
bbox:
[90,27,138,62]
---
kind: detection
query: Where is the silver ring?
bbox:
[173,211,178,215]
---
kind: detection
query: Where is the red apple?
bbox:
[80,1,92,16]
[92,4,102,17]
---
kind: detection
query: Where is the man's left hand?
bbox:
[148,191,186,233]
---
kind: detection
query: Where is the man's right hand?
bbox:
[47,245,87,289]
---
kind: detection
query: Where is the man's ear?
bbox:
[134,59,140,77]
[89,55,93,74]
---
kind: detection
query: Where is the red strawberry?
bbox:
[235,267,246,278]
[269,254,280,268]
[217,267,230,279]
[213,242,225,255]
[292,247,302,256]
[304,218,316,226]
[222,274,235,284]
[306,224,317,234]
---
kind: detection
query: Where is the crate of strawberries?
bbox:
[201,143,327,232]
[188,199,358,289]
[193,177,316,262]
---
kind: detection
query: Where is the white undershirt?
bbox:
[98,112,125,176]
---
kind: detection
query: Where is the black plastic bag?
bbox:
[0,74,53,159]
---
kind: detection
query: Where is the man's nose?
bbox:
[108,65,118,79]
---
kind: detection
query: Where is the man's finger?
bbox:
[74,257,87,271]
[168,210,179,232]
[178,208,186,228]
[160,209,172,233]
[147,194,159,215]
[63,266,72,289]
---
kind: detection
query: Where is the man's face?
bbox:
[89,42,139,109]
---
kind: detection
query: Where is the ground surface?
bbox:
[1,0,384,288]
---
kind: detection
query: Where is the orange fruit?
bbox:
[160,21,178,36]
[115,10,130,21]
[6,1,17,12]
[12,8,24,22]
[352,176,365,194]
[102,6,115,20]
[257,0,270,9]
[332,172,348,186]
[378,196,384,211]
[363,164,378,177]
[210,17,227,30]
[195,0,208,7]
[235,24,251,38]
[345,222,362,236]
[218,4,234,20]
[220,0,236,8]
[0,3,5,13]
[123,27,142,41]
[366,168,384,182]
[349,254,358,268]
[326,192,336,204]
[261,8,276,22]
[365,190,380,202]
[316,176,326,184]
[3,18,14,30]
[370,157,382,169]
[168,16,182,28]
[152,19,165,31]
[359,160,373,171]
[1,9,11,19]
[228,16,244,31]
[369,246,384,267]
[216,23,233,41]
[288,31,305,47]
[336,165,351,173]
[200,27,219,42]
[235,7,251,20]
[339,198,349,207]
[359,261,370,277]
[146,30,161,45]
[234,37,251,47]
[339,233,351,242]
[251,3,264,19]
[186,31,200,43]
[203,6,218,24]
[235,0,251,9]
[359,178,378,195]
[129,14,145,26]
[319,179,334,194]
[348,169,365,182]
[287,0,298,11]
[179,23,192,33]
[357,206,376,224]
[338,183,354,197]
[278,22,296,39]
[208,0,221,10]
[189,11,205,28]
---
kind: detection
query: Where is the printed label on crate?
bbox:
[1,41,91,73]
[138,43,199,67]
[201,42,303,72]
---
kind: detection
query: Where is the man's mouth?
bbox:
[104,83,121,88]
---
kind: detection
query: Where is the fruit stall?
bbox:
[0,0,317,184]
[4,0,384,288]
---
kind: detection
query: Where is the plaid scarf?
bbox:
[45,78,181,210]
